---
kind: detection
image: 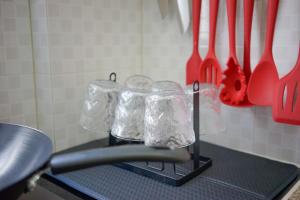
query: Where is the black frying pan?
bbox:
[0,123,190,200]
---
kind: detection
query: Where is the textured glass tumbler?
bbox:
[111,75,153,141]
[144,81,195,148]
[151,81,184,93]
[80,80,121,134]
[185,84,225,135]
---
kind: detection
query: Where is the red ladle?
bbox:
[247,0,280,106]
[186,0,202,85]
[199,0,222,87]
[220,0,247,105]
[273,45,300,125]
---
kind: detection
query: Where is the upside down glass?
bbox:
[80,80,121,134]
[185,84,225,135]
[144,81,195,148]
[111,75,153,141]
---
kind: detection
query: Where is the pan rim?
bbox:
[0,122,53,195]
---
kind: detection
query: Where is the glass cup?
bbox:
[144,81,195,148]
[151,81,184,93]
[184,84,225,135]
[111,75,153,141]
[80,80,121,134]
[125,74,153,90]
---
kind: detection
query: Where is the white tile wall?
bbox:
[0,0,37,128]
[30,0,56,144]
[1,0,300,165]
[142,0,300,164]
[30,0,142,151]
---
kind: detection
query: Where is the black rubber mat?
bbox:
[199,142,298,199]
[47,139,298,200]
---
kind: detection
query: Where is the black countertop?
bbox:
[41,138,299,200]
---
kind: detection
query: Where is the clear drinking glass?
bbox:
[144,81,195,148]
[125,74,153,90]
[184,84,225,135]
[80,80,121,134]
[111,75,153,141]
[151,81,184,93]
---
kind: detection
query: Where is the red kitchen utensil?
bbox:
[243,0,254,84]
[247,0,280,106]
[199,0,222,87]
[232,0,255,107]
[186,0,202,85]
[273,45,300,125]
[220,0,247,105]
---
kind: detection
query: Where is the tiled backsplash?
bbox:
[30,0,142,151]
[0,0,300,165]
[0,0,37,128]
[142,0,300,165]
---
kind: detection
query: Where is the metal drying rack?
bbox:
[107,72,212,186]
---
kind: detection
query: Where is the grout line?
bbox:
[45,0,57,152]
[28,0,39,129]
[140,0,144,74]
[29,0,57,151]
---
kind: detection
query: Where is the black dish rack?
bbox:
[107,73,212,186]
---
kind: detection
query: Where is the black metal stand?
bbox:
[107,73,212,186]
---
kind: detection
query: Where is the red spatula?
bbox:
[273,45,300,125]
[186,0,202,85]
[247,0,280,106]
[199,0,222,87]
[220,0,247,105]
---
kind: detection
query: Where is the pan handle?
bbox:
[50,145,190,174]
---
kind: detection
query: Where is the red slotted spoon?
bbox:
[199,0,222,87]
[220,0,247,105]
[247,0,280,106]
[273,45,300,125]
[186,0,202,85]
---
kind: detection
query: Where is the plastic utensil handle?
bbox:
[264,0,279,55]
[298,45,300,68]
[50,145,190,174]
[192,0,201,51]
[208,0,219,54]
[243,0,254,81]
[288,44,300,74]
[293,44,300,73]
[226,0,237,57]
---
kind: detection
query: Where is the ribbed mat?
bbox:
[46,139,298,200]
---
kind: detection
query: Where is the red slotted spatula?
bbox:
[186,0,202,85]
[199,0,222,87]
[273,45,300,125]
[220,0,247,105]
